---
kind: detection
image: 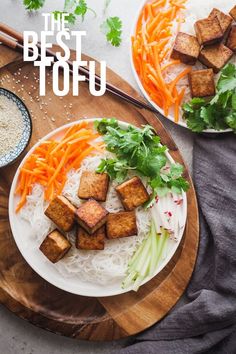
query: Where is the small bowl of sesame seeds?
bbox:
[0,88,32,168]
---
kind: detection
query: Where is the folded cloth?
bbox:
[115,133,236,354]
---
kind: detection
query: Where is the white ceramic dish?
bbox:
[9,119,187,297]
[130,0,232,134]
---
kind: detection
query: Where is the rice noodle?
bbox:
[19,154,151,285]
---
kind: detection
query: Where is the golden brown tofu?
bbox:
[76,226,105,250]
[226,25,236,51]
[170,32,200,65]
[78,171,109,202]
[199,44,233,73]
[229,5,236,21]
[39,229,71,263]
[194,17,223,46]
[106,211,138,239]
[188,69,215,98]
[115,176,149,211]
[209,8,233,35]
[76,199,108,234]
[45,196,76,232]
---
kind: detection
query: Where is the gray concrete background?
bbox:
[0,0,194,352]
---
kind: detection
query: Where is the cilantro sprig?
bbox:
[95,119,189,206]
[53,11,77,25]
[74,0,96,21]
[54,0,96,24]
[101,17,122,47]
[183,64,236,132]
[23,0,45,10]
[23,0,122,47]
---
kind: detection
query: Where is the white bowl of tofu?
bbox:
[130,0,235,133]
[9,119,187,297]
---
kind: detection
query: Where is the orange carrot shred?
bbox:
[15,123,103,212]
[132,0,187,118]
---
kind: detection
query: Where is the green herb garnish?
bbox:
[95,119,189,205]
[23,0,45,10]
[101,17,122,47]
[183,64,236,132]
[53,11,77,25]
[74,0,87,20]
[74,0,96,21]
[53,0,96,24]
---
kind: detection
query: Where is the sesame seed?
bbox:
[0,95,24,157]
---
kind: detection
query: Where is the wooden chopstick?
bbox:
[0,22,158,113]
[0,31,151,110]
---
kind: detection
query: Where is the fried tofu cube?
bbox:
[115,176,149,211]
[226,25,236,51]
[76,226,105,250]
[229,5,236,21]
[209,8,233,35]
[170,32,200,65]
[78,171,109,202]
[188,69,215,98]
[199,44,233,73]
[45,196,76,232]
[76,199,108,234]
[194,17,223,46]
[39,229,71,263]
[106,211,137,239]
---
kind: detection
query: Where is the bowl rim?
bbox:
[0,87,33,168]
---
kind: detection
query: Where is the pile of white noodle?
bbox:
[19,154,151,285]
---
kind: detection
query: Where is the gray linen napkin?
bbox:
[115,134,236,354]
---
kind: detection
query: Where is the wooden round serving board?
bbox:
[0,44,199,341]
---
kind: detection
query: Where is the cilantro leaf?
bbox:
[23,0,45,10]
[170,177,189,194]
[139,154,166,177]
[170,163,184,179]
[97,158,128,183]
[94,118,119,134]
[225,112,236,130]
[53,11,76,24]
[95,119,189,204]
[186,110,207,132]
[182,63,236,133]
[101,17,122,47]
[74,0,87,21]
[232,93,236,110]
[64,0,77,11]
[55,0,96,24]
[217,63,236,92]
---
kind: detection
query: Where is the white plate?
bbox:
[130,0,232,134]
[9,119,187,297]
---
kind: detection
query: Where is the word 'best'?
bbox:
[23,13,107,97]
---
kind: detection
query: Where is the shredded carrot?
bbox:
[169,67,192,93]
[132,0,188,122]
[174,87,186,122]
[152,0,167,9]
[161,59,181,71]
[15,122,102,212]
